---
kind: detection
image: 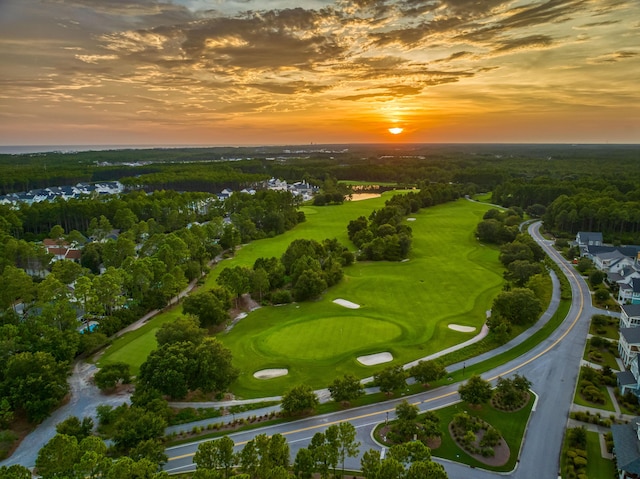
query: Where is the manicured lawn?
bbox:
[99,195,503,397]
[97,307,184,375]
[473,193,493,203]
[582,339,620,371]
[573,367,616,412]
[589,316,619,340]
[430,395,535,472]
[586,431,616,478]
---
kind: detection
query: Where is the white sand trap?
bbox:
[357,352,393,366]
[350,193,381,201]
[333,298,360,309]
[407,217,416,221]
[253,368,288,379]
[448,324,477,333]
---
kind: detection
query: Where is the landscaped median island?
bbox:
[374,376,536,472]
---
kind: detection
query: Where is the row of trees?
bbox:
[475,207,523,245]
[274,360,448,420]
[191,427,447,479]
[196,237,354,308]
[475,209,546,344]
[544,192,640,242]
[312,175,352,205]
[348,184,461,261]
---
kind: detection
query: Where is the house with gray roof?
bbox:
[618,355,640,397]
[576,231,603,247]
[617,308,640,399]
[612,417,640,478]
[630,278,640,306]
[619,327,640,369]
[616,273,640,306]
[595,250,631,272]
[621,305,640,329]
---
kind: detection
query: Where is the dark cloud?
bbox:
[343,0,392,17]
[494,34,554,53]
[581,19,620,27]
[592,50,638,63]
[433,51,474,63]
[440,0,510,18]
[499,0,586,30]
[102,8,346,71]
[369,17,462,48]
[248,81,332,95]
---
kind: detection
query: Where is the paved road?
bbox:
[163,221,600,478]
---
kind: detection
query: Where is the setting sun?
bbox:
[388,127,404,135]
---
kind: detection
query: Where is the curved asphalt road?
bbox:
[164,221,600,478]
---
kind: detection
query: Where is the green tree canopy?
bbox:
[458,375,493,406]
[491,287,542,326]
[409,360,447,385]
[281,384,319,416]
[328,374,364,404]
[3,351,69,422]
[374,365,408,395]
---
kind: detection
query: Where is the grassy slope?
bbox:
[99,194,503,398]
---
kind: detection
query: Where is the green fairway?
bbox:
[97,308,183,375]
[221,197,503,397]
[99,194,504,398]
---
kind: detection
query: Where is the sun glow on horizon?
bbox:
[388,127,404,135]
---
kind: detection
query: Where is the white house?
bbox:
[620,304,640,329]
[619,327,640,369]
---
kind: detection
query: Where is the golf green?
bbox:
[258,315,403,361]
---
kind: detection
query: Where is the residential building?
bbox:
[576,231,603,248]
[618,356,640,397]
[621,305,640,329]
[42,239,82,263]
[612,418,640,478]
[619,327,640,369]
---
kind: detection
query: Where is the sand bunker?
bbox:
[253,368,288,379]
[350,193,381,201]
[407,218,416,221]
[333,298,360,309]
[448,324,477,333]
[357,352,393,366]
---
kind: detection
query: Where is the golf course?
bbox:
[98,193,505,398]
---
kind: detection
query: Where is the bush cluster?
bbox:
[450,413,502,457]
[569,410,613,427]
[563,427,588,479]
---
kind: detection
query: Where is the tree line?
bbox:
[348,183,461,261]
[475,208,547,343]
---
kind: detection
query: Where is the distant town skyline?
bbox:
[1,0,638,146]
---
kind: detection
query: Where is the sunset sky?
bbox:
[1,0,638,146]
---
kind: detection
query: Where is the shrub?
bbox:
[481,447,495,457]
[573,456,587,467]
[270,289,292,304]
[480,427,502,447]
